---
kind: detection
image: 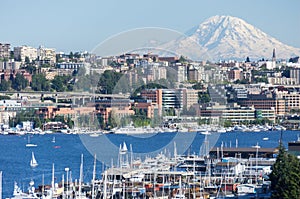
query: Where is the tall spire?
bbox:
[272,48,276,61]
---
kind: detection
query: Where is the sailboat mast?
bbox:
[103,170,107,199]
[79,154,83,197]
[51,164,55,197]
[0,171,2,199]
[92,154,96,199]
[42,173,44,198]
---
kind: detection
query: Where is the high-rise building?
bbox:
[171,64,187,83]
[0,43,11,59]
[182,88,199,110]
[37,46,56,65]
[290,68,300,84]
[228,67,242,81]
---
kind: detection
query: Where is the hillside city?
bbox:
[0,43,300,134]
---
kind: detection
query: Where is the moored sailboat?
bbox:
[26,136,37,147]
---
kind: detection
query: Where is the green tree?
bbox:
[0,79,11,91]
[69,52,74,59]
[9,110,45,128]
[269,143,300,199]
[0,95,10,100]
[12,73,28,91]
[9,51,14,59]
[66,116,74,129]
[107,110,120,128]
[51,75,73,92]
[282,67,291,78]
[253,77,268,84]
[192,83,204,90]
[25,64,37,74]
[25,56,30,64]
[198,93,211,103]
[97,70,123,94]
[245,56,250,62]
[31,73,50,91]
[179,55,188,63]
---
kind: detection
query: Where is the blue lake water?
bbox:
[0,130,299,198]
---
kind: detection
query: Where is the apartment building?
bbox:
[238,94,285,116]
[0,43,10,59]
[182,88,199,110]
[37,46,56,65]
[290,68,300,84]
[228,67,242,82]
[14,46,37,62]
[276,91,300,112]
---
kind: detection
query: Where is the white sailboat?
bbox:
[26,136,37,147]
[30,152,38,168]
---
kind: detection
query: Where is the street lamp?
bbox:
[65,168,70,199]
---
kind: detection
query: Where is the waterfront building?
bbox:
[238,94,285,116]
[132,100,157,118]
[93,99,135,124]
[288,137,300,156]
[276,90,300,112]
[199,103,276,124]
[141,89,163,106]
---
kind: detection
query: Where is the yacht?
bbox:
[9,181,39,199]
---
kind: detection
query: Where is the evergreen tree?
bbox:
[31,73,50,91]
[97,70,123,94]
[12,73,29,91]
[0,79,11,91]
[269,142,300,199]
[245,56,250,62]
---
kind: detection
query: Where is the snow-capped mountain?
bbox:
[162,15,300,61]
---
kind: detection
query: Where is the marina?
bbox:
[0,130,299,199]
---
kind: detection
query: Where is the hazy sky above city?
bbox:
[1,0,299,53]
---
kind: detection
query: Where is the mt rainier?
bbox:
[162,15,300,61]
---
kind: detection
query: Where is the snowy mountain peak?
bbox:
[181,15,300,60]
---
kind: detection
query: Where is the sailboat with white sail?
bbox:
[30,152,38,168]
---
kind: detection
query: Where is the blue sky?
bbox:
[1,0,299,52]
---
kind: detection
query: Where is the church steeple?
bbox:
[272,48,276,62]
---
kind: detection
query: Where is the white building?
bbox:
[14,46,37,62]
[258,61,276,70]
[171,64,187,83]
[37,46,56,65]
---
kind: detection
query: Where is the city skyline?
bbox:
[1,0,300,53]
